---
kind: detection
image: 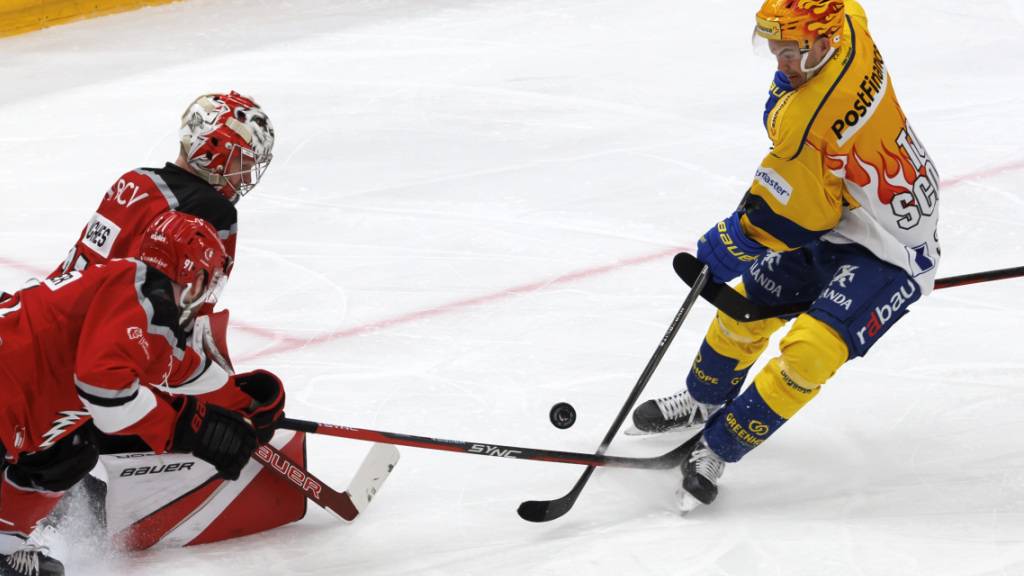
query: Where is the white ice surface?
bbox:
[1,1,1023,574]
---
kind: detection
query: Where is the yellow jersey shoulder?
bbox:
[846,0,868,29]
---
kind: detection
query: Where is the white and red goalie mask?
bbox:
[179,91,275,203]
[139,211,230,325]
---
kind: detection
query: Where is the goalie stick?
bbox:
[196,313,401,521]
[516,263,712,523]
[253,442,399,521]
[673,251,1024,322]
[277,417,695,470]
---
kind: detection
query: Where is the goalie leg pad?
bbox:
[104,430,307,550]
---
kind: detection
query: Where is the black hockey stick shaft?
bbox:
[516,264,712,523]
[674,252,1024,322]
[277,417,692,470]
[934,265,1024,289]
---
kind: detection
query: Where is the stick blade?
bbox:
[517,468,593,522]
[346,443,401,516]
[517,498,570,523]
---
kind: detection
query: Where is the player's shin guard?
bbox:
[702,380,788,462]
[0,471,64,555]
[686,340,751,406]
[703,315,847,462]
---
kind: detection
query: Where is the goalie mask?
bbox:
[179,91,275,203]
[139,211,230,327]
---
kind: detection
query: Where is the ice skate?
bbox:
[0,543,64,576]
[626,390,718,435]
[675,437,725,514]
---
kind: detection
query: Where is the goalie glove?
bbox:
[171,396,257,480]
[234,369,286,444]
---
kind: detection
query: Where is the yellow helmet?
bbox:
[755,0,845,50]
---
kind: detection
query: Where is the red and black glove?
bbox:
[171,397,258,481]
[234,369,286,444]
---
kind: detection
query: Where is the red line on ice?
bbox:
[232,246,685,362]
[3,158,1023,361]
[940,159,1024,188]
[232,157,1024,359]
[0,255,47,277]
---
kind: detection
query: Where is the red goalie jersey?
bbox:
[0,261,190,459]
[54,163,238,278]
[51,163,245,399]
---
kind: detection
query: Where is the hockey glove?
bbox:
[696,212,767,284]
[171,397,258,481]
[7,427,99,492]
[234,369,286,444]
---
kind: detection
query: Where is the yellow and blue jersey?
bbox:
[743,0,941,292]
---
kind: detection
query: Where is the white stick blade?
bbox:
[347,443,400,514]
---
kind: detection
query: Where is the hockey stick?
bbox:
[674,251,1024,322]
[516,264,713,523]
[253,442,399,521]
[932,265,1024,289]
[277,417,695,470]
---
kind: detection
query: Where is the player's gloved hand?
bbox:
[171,397,258,480]
[234,369,286,444]
[696,212,767,284]
[8,427,99,492]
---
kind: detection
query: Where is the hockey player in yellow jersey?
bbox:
[631,0,941,510]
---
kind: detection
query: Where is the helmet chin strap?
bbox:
[177,270,226,328]
[178,281,207,328]
[799,45,836,78]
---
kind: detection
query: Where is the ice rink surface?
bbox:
[2,0,1024,574]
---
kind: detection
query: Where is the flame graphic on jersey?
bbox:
[39,410,90,450]
[826,142,920,206]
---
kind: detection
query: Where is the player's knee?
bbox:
[705,285,786,367]
[753,315,848,419]
[708,313,784,360]
[780,315,848,383]
[688,298,788,406]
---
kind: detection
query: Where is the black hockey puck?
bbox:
[549,402,577,429]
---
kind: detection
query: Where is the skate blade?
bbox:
[674,487,702,515]
[623,423,702,437]
[623,425,653,436]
